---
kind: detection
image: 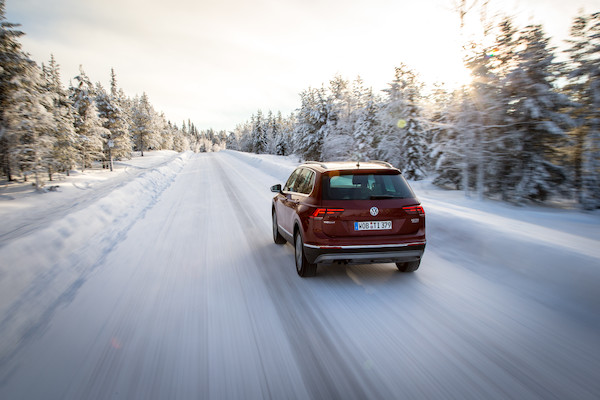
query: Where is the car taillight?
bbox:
[402,205,425,216]
[310,208,344,218]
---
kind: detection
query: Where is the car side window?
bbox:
[304,170,316,194]
[296,169,315,195]
[284,169,301,192]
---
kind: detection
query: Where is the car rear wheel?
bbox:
[396,261,420,272]
[295,231,317,277]
[272,210,286,244]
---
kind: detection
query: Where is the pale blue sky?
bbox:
[6,0,598,130]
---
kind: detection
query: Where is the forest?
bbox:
[227,12,600,209]
[0,2,226,189]
[1,1,598,209]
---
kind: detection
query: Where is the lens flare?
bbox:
[486,48,499,58]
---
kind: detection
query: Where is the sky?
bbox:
[5,0,599,131]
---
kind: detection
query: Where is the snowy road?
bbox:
[1,151,599,399]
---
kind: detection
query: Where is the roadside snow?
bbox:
[0,151,191,360]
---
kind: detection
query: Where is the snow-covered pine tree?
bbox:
[172,122,190,152]
[95,69,132,167]
[235,121,253,153]
[462,37,512,200]
[294,86,327,161]
[43,54,78,178]
[251,110,268,154]
[96,83,122,170]
[352,84,379,162]
[377,64,428,179]
[130,92,160,156]
[0,1,31,181]
[265,110,275,154]
[215,130,227,151]
[226,126,240,151]
[69,66,107,171]
[282,112,297,155]
[4,62,55,188]
[157,114,175,151]
[503,25,572,203]
[200,128,211,152]
[273,111,287,155]
[321,75,353,161]
[430,85,465,189]
[565,12,600,209]
[482,18,523,200]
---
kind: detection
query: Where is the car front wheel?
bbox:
[295,231,317,277]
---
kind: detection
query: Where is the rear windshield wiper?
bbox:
[370,195,399,199]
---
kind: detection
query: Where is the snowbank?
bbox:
[0,152,191,361]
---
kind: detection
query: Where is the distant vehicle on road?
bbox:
[271,161,426,277]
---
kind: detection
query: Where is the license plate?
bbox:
[354,221,392,231]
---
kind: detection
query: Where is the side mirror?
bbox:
[270,184,282,193]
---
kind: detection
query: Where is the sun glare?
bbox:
[415,55,474,93]
[441,63,474,90]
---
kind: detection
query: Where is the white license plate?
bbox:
[354,221,392,231]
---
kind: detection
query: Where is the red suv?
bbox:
[271,161,426,277]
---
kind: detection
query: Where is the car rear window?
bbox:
[322,172,415,200]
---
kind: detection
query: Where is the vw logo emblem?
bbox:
[370,207,379,216]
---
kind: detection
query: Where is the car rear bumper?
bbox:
[303,242,426,265]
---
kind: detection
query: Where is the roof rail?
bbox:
[368,160,394,168]
[303,161,328,168]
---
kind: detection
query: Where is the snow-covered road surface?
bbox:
[1,151,599,399]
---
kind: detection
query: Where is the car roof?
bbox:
[300,160,399,173]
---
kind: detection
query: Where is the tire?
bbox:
[272,210,286,244]
[396,261,420,272]
[295,230,317,277]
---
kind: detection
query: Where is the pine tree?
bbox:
[95,69,132,168]
[43,54,78,177]
[4,62,55,188]
[157,114,174,151]
[294,86,328,161]
[273,111,288,156]
[503,25,572,203]
[0,1,31,180]
[483,18,522,199]
[251,110,268,154]
[322,75,353,160]
[430,86,465,189]
[461,39,509,199]
[130,93,160,156]
[566,12,600,209]
[236,121,254,153]
[352,85,379,162]
[172,122,190,152]
[69,65,106,171]
[377,65,428,179]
